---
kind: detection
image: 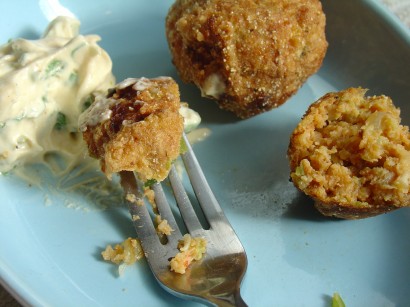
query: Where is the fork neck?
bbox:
[207,289,248,307]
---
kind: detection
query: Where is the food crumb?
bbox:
[44,195,52,206]
[155,214,174,236]
[170,234,207,274]
[131,214,140,221]
[101,238,144,275]
[144,187,156,208]
[125,193,143,205]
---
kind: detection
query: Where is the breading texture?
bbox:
[288,88,410,219]
[81,77,184,181]
[166,0,328,118]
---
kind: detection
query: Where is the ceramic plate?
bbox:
[0,0,409,306]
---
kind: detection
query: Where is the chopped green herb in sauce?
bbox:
[68,72,78,85]
[71,43,85,57]
[54,112,67,130]
[45,59,65,78]
[82,94,95,111]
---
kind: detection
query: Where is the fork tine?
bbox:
[181,133,228,229]
[151,182,182,243]
[168,165,203,236]
[120,171,179,266]
[119,171,158,243]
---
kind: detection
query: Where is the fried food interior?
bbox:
[80,77,184,181]
[288,87,410,219]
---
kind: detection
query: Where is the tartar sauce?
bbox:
[0,16,115,174]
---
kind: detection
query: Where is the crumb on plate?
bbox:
[101,238,144,275]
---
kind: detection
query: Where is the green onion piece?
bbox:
[332,293,346,307]
[71,43,85,57]
[45,59,65,78]
[68,72,78,85]
[54,112,67,131]
[144,179,157,187]
[180,137,188,154]
[82,94,95,111]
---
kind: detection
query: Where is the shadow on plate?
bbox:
[282,191,336,222]
[321,0,410,124]
[14,28,40,40]
[321,294,334,307]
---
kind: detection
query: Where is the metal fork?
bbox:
[119,133,248,307]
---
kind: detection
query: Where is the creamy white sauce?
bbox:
[116,77,140,89]
[0,16,115,174]
[116,76,172,91]
[78,94,117,131]
[179,104,201,133]
[186,127,211,144]
[200,73,226,99]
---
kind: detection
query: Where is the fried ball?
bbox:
[166,0,328,118]
[288,87,410,219]
[79,77,184,181]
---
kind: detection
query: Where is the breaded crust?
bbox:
[166,0,328,118]
[288,88,410,219]
[80,77,184,181]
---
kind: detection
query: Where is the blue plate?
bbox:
[0,1,409,306]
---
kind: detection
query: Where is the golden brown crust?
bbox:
[288,87,410,219]
[313,199,397,219]
[81,77,184,181]
[166,0,328,118]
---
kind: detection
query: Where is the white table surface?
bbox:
[0,1,409,306]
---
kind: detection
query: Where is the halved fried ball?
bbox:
[288,87,410,219]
